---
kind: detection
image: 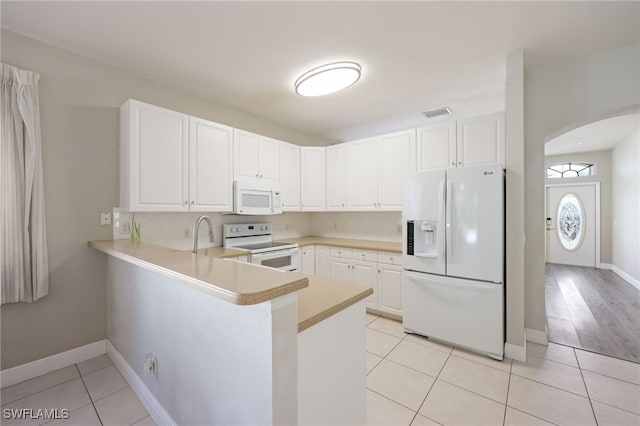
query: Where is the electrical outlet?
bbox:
[121,222,130,235]
[100,212,111,226]
[143,353,157,376]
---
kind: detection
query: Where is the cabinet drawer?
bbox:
[377,251,403,266]
[330,247,353,259]
[353,249,378,262]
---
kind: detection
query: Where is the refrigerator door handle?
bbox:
[439,179,446,261]
[445,177,452,263]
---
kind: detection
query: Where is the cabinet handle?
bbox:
[451,162,455,166]
[260,174,263,178]
[256,173,259,178]
[342,203,344,207]
[458,161,462,166]
[191,201,194,205]
[184,201,188,205]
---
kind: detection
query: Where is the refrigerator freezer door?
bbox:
[446,164,504,283]
[402,271,504,358]
[403,169,446,275]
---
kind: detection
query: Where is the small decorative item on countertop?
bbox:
[130,214,141,243]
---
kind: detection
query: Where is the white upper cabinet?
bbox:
[120,100,233,212]
[378,129,416,210]
[326,144,346,211]
[344,130,415,212]
[258,136,280,181]
[120,100,189,211]
[233,130,279,182]
[456,112,505,167]
[279,141,301,211]
[417,122,456,170]
[346,137,378,211]
[189,117,233,212]
[417,112,504,171]
[300,147,326,211]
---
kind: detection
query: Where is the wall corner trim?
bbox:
[107,341,176,426]
[504,342,526,362]
[525,327,548,345]
[608,264,640,291]
[0,340,107,388]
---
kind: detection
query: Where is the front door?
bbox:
[545,184,597,267]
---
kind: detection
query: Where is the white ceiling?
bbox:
[2,1,639,142]
[545,113,640,156]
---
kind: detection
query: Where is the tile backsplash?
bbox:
[113,209,402,250]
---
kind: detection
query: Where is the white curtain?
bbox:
[1,63,49,303]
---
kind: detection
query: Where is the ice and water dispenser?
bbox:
[406,220,439,258]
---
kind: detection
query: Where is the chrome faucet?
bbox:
[192,215,214,254]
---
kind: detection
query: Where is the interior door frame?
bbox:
[544,182,601,268]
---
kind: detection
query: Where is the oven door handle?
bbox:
[251,248,298,260]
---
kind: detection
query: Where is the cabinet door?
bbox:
[121,99,189,211]
[234,129,260,180]
[417,122,456,170]
[258,136,280,182]
[378,130,416,210]
[300,246,315,275]
[189,117,233,212]
[315,246,331,278]
[352,260,378,309]
[378,264,403,316]
[330,257,352,282]
[301,147,326,211]
[346,138,378,211]
[456,112,505,167]
[326,144,346,210]
[279,141,300,211]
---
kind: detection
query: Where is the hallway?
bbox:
[545,263,640,363]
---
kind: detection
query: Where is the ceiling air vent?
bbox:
[422,107,452,119]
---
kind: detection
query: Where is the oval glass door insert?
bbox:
[557,193,584,251]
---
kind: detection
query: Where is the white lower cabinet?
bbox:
[326,247,402,316]
[314,245,331,278]
[300,246,315,274]
[352,259,378,310]
[378,263,403,316]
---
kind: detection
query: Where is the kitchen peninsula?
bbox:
[90,240,372,425]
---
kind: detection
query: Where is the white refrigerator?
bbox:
[402,164,505,359]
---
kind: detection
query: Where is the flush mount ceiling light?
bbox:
[295,61,361,97]
[422,107,452,119]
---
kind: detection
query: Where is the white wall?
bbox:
[114,211,314,250]
[545,150,612,264]
[611,129,640,281]
[310,212,402,242]
[524,43,640,333]
[108,257,298,425]
[0,29,334,370]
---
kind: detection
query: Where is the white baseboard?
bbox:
[526,327,548,345]
[610,264,640,291]
[0,340,107,388]
[504,342,526,362]
[599,262,612,270]
[107,341,175,426]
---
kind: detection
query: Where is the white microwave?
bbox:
[234,180,283,215]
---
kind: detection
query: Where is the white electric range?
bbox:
[222,223,300,271]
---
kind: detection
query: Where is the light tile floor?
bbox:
[3,316,639,426]
[1,355,153,426]
[365,313,640,426]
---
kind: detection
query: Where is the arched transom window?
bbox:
[546,162,595,179]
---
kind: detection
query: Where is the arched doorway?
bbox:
[543,112,640,363]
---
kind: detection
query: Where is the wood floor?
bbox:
[545,263,640,363]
